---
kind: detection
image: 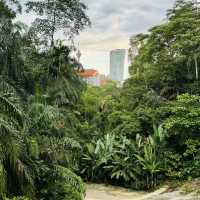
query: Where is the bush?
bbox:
[38,165,85,200]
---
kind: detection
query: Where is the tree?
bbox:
[0,81,33,198]
[163,93,200,150]
[0,0,21,18]
[128,0,200,99]
[46,43,86,106]
[0,1,15,18]
[0,0,89,198]
[26,0,91,46]
[0,20,26,85]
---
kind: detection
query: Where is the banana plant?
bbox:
[134,125,165,189]
[81,134,117,181]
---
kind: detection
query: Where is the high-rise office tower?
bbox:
[109,49,126,83]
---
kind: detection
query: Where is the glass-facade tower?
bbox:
[110,49,126,83]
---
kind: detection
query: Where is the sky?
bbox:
[17,0,176,75]
[78,0,176,75]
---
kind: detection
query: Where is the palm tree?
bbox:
[46,43,86,107]
[0,17,27,86]
[0,80,33,198]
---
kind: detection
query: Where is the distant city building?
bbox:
[77,69,100,86]
[77,69,110,87]
[109,49,126,84]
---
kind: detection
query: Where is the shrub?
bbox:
[38,165,85,200]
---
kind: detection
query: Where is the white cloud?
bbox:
[17,0,176,74]
[77,0,176,74]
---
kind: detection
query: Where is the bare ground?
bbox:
[85,184,200,200]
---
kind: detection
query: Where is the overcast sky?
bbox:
[78,0,176,75]
[18,0,176,75]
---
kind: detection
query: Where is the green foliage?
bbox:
[80,128,166,189]
[80,134,117,181]
[107,111,141,139]
[135,136,163,189]
[159,94,200,180]
[129,1,200,98]
[163,94,200,136]
[37,165,85,200]
[0,0,89,199]
[0,81,34,198]
[78,1,200,191]
[2,0,200,196]
[26,0,91,45]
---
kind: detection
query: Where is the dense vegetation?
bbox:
[0,0,89,199]
[1,0,200,199]
[77,0,200,191]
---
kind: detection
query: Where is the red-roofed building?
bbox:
[77,69,100,86]
[77,69,98,78]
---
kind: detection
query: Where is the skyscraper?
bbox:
[109,49,126,83]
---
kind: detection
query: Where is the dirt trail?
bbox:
[85,184,199,200]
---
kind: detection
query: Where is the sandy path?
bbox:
[85,184,146,200]
[85,184,199,200]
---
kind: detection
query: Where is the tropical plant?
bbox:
[135,137,162,189]
[0,80,34,198]
[35,164,85,200]
[80,134,116,181]
[104,137,139,185]
[0,0,89,198]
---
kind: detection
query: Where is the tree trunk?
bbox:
[51,0,56,47]
[195,56,198,81]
